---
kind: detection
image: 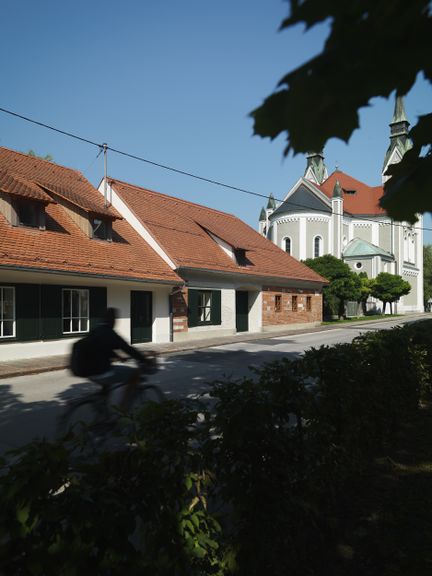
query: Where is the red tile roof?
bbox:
[0,147,121,219]
[318,171,386,215]
[110,178,327,285]
[0,170,54,203]
[0,148,180,284]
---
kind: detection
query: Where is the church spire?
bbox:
[382,95,412,182]
[304,151,328,184]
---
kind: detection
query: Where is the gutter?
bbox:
[0,264,180,286]
[176,266,328,288]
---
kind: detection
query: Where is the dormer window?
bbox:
[14,199,46,229]
[91,217,112,241]
[234,248,251,266]
[344,189,357,195]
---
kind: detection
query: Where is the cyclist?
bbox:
[71,307,153,410]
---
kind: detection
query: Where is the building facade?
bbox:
[259,97,423,313]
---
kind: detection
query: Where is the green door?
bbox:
[131,291,152,343]
[236,291,249,332]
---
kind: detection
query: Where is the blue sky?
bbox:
[1,0,431,242]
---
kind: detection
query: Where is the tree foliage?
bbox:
[304,254,361,317]
[251,0,432,222]
[424,245,432,308]
[358,272,375,314]
[371,272,411,313]
[27,149,53,161]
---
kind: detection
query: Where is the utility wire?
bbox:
[0,105,430,233]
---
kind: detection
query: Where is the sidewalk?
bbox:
[0,313,428,380]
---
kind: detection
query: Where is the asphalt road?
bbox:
[0,317,420,453]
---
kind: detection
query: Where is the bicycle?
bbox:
[57,355,165,448]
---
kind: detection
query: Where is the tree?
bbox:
[371,272,411,314]
[304,254,361,318]
[358,272,375,315]
[251,0,432,223]
[27,149,53,161]
[424,245,432,310]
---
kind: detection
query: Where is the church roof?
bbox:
[343,238,394,259]
[318,171,386,216]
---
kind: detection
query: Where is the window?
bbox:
[0,286,15,338]
[292,295,298,312]
[15,200,42,228]
[188,289,221,327]
[234,248,251,266]
[198,291,212,323]
[92,218,111,241]
[313,236,322,258]
[275,294,282,313]
[306,296,312,312]
[355,262,363,270]
[284,237,291,255]
[62,289,89,334]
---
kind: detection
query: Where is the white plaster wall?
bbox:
[248,290,262,332]
[153,288,171,342]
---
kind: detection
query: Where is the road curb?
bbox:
[0,313,429,380]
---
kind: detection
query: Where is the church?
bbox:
[259,97,423,314]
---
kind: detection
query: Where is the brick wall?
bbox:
[262,286,322,326]
[172,288,188,333]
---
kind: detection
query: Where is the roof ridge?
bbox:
[0,146,87,180]
[109,177,237,219]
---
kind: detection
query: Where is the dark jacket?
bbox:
[82,323,146,376]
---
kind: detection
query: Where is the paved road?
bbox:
[0,317,420,452]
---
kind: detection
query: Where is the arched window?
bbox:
[283,237,292,255]
[313,236,322,258]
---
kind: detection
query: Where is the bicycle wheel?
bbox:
[57,395,112,439]
[132,384,165,409]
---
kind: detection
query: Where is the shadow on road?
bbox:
[0,347,300,453]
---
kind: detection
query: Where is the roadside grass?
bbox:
[322,314,402,325]
[338,399,432,575]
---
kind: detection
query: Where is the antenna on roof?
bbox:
[102,143,108,207]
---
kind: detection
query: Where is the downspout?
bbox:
[169,283,186,342]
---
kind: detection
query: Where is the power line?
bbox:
[0,105,430,233]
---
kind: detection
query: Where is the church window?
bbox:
[283,237,292,255]
[313,236,323,258]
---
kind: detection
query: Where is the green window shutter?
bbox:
[89,287,107,330]
[210,290,221,325]
[188,289,199,328]
[15,284,40,341]
[40,285,62,339]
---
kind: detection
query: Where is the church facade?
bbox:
[259,97,423,314]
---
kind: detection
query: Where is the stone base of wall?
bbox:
[262,286,322,326]
[172,289,188,333]
[173,328,236,342]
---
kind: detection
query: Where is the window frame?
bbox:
[313,235,323,258]
[62,288,90,334]
[0,286,15,339]
[282,236,292,255]
[306,296,312,312]
[292,295,298,312]
[274,294,282,313]
[198,290,212,324]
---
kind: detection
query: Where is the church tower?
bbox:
[304,151,328,185]
[382,96,412,183]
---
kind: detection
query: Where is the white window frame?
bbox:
[0,286,15,339]
[198,291,212,323]
[313,235,323,258]
[282,236,292,255]
[62,288,90,334]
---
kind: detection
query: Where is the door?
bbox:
[236,291,249,332]
[131,291,152,343]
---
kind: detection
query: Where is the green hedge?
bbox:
[0,324,430,575]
